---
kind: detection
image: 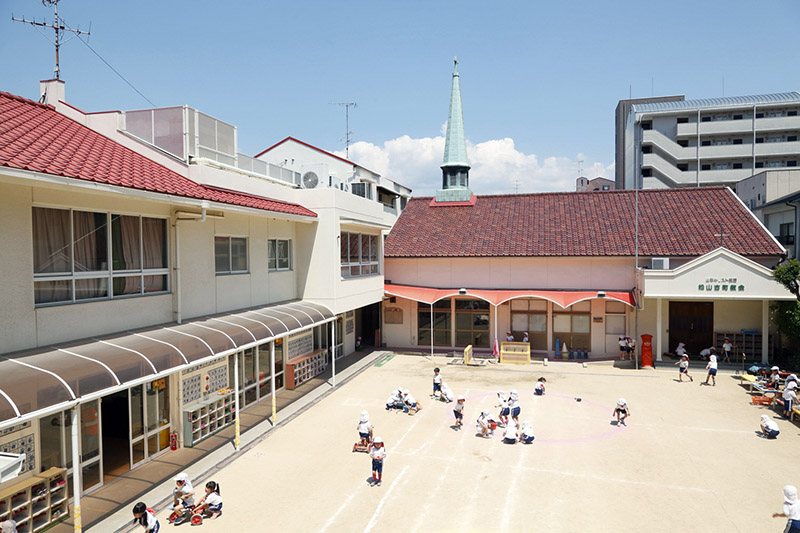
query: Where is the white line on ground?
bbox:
[320,486,362,533]
[363,465,410,533]
[500,440,526,531]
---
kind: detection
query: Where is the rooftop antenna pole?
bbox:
[330,102,358,158]
[12,0,90,80]
[577,159,584,178]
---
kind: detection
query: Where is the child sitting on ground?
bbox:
[453,395,465,429]
[476,410,496,438]
[495,391,509,427]
[439,382,455,403]
[402,389,420,413]
[357,410,373,446]
[520,421,535,444]
[760,414,780,439]
[534,377,547,396]
[192,481,223,519]
[385,389,404,411]
[502,423,518,444]
[131,502,158,532]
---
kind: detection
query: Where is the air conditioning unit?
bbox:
[300,164,328,189]
[651,258,670,270]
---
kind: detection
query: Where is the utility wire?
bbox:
[76,34,156,107]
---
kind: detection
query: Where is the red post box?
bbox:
[170,431,178,451]
[641,334,653,368]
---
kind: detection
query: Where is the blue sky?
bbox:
[3,1,799,195]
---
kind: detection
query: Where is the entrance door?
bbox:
[357,303,381,347]
[669,301,714,355]
[101,390,130,482]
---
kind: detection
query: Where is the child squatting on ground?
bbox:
[675,354,693,382]
[773,485,800,532]
[131,502,159,532]
[477,410,497,438]
[760,414,780,439]
[613,398,630,426]
[385,388,404,411]
[534,377,547,395]
[439,382,455,403]
[369,437,386,487]
[503,422,518,444]
[453,395,465,429]
[192,481,223,519]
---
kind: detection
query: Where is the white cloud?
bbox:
[337,136,614,196]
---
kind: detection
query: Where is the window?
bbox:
[677,140,689,147]
[701,164,711,171]
[32,207,168,305]
[340,232,379,278]
[642,146,652,154]
[351,182,372,200]
[215,236,248,275]
[755,137,764,144]
[677,117,689,124]
[455,299,490,348]
[788,161,798,167]
[733,139,743,145]
[602,185,610,190]
[733,163,743,169]
[779,223,795,245]
[755,162,764,169]
[788,111,798,117]
[605,301,626,335]
[377,188,396,208]
[511,299,548,350]
[677,164,689,171]
[400,197,408,210]
[642,169,652,177]
[418,300,450,346]
[701,116,711,122]
[756,113,764,119]
[701,140,711,146]
[268,239,291,271]
[788,136,798,142]
[641,122,652,130]
[733,114,743,120]
[553,301,591,352]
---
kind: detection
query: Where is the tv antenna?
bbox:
[12,0,91,80]
[330,102,357,158]
[576,159,584,178]
[512,179,521,193]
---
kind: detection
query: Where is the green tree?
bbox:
[772,260,800,368]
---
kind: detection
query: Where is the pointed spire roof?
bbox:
[442,57,469,169]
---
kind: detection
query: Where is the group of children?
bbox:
[618,336,635,360]
[385,387,421,414]
[674,339,732,363]
[131,473,223,531]
[672,352,719,385]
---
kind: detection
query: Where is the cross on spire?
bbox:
[714,223,730,247]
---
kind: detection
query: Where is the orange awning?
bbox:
[385,284,635,308]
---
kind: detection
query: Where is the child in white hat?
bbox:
[520,421,535,444]
[613,398,630,426]
[772,485,800,532]
[760,414,780,439]
[357,410,373,446]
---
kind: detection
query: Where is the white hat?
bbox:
[482,410,490,417]
[772,366,780,371]
[617,398,626,405]
[522,421,532,428]
[523,332,529,335]
[360,410,369,422]
[709,354,717,363]
[373,436,383,444]
[788,374,798,382]
[174,472,189,483]
[761,414,770,422]
[402,389,410,395]
[510,389,518,397]
[785,485,798,504]
[457,395,466,401]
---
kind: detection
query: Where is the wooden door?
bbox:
[669,301,714,355]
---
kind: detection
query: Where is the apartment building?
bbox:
[737,169,800,260]
[617,92,800,190]
[576,176,614,192]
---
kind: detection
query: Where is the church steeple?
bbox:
[437,57,472,203]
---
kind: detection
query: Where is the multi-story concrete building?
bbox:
[737,169,800,260]
[617,92,800,190]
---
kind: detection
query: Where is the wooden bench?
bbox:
[500,342,530,364]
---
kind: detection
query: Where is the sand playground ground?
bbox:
[111,354,798,533]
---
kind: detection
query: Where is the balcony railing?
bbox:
[776,234,795,245]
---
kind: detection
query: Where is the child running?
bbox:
[520,421,535,444]
[431,367,442,399]
[357,410,373,447]
[703,354,718,386]
[613,398,630,426]
[772,485,800,532]
[674,354,693,382]
[534,377,547,395]
[192,481,223,519]
[495,391,510,427]
[131,502,159,532]
[369,437,386,487]
[453,395,465,429]
[509,389,521,427]
[760,414,780,439]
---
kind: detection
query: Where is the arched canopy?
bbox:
[385,283,635,308]
[0,300,333,428]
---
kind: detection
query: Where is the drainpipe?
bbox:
[174,201,211,324]
[787,201,800,260]
[71,406,82,533]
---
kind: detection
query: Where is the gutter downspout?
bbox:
[787,201,800,261]
[174,201,210,324]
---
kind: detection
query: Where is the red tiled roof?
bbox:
[0,91,316,218]
[385,188,783,258]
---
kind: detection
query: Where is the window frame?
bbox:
[32,206,169,306]
[268,239,292,272]
[340,231,379,278]
[215,235,249,275]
